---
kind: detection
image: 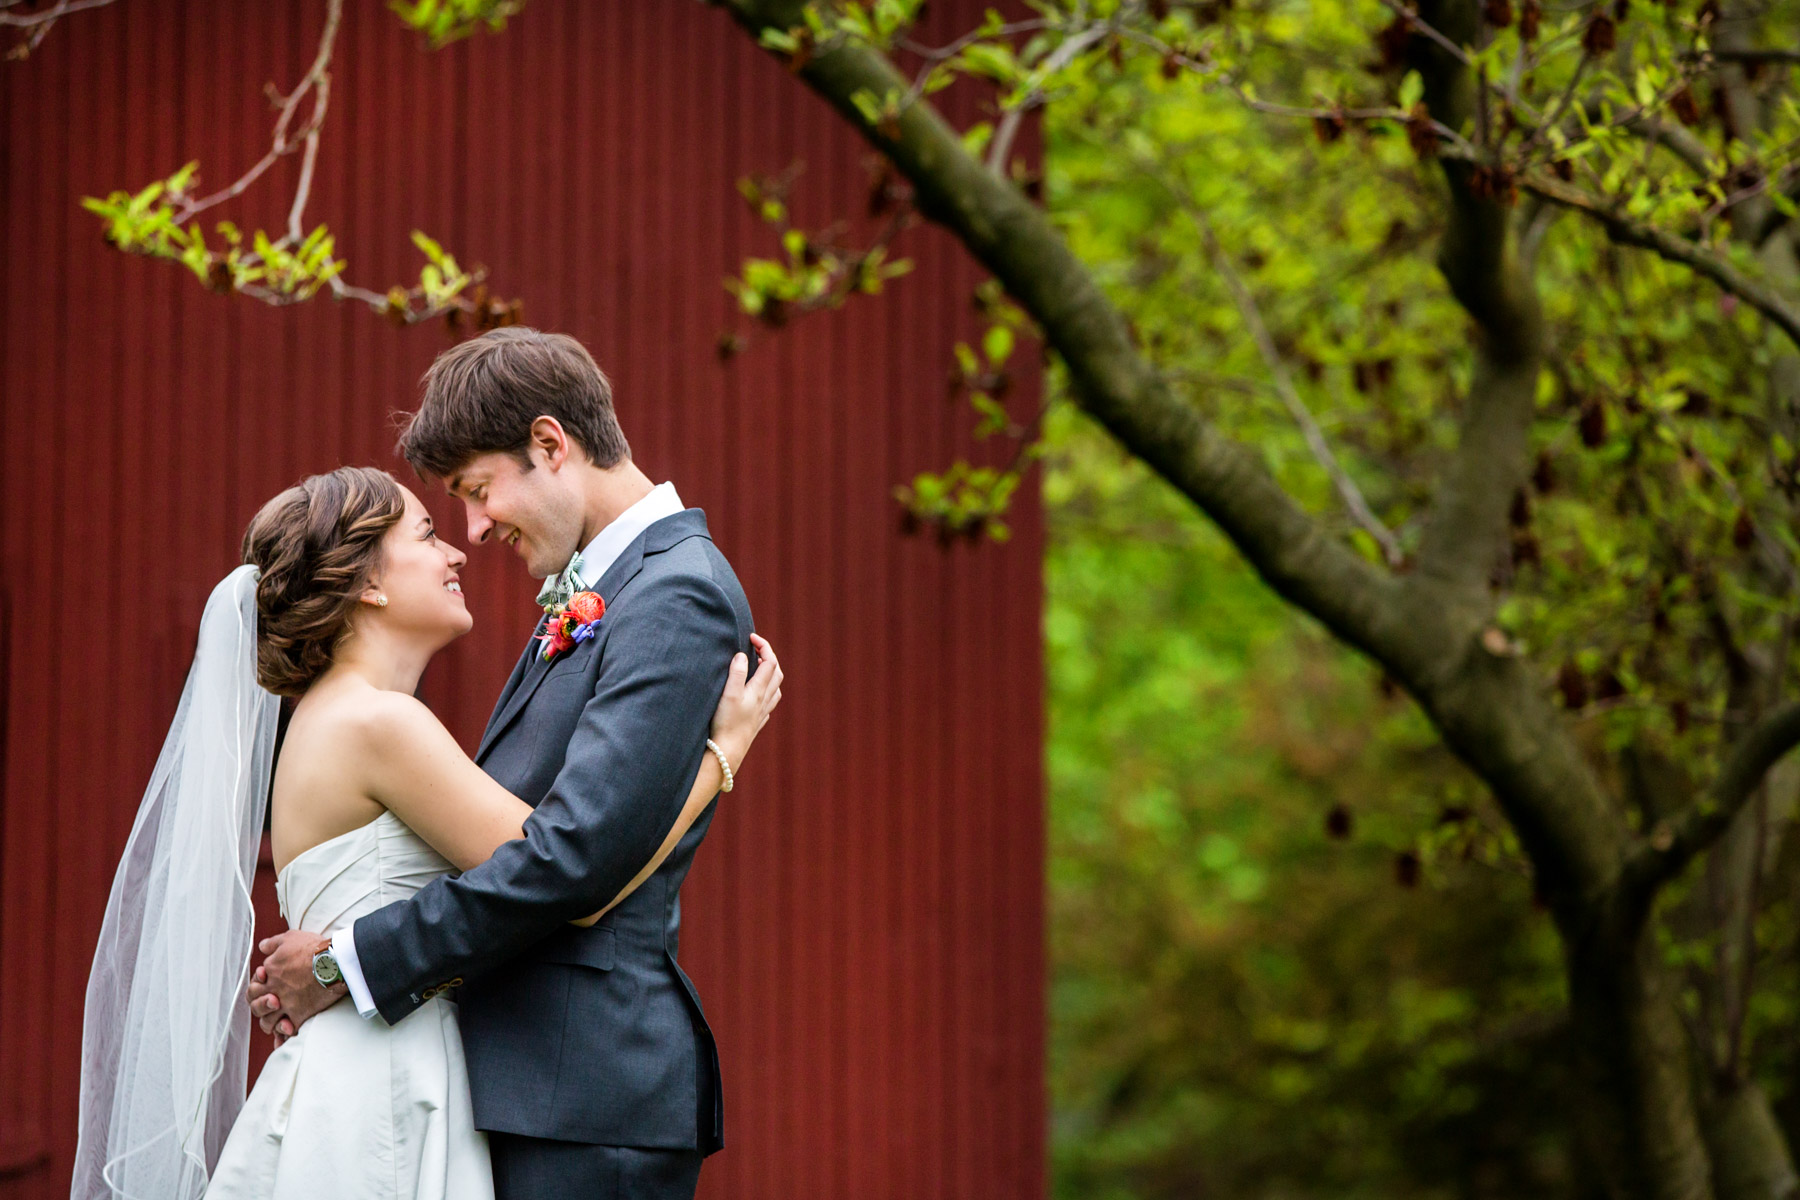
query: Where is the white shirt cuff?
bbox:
[331,926,378,1019]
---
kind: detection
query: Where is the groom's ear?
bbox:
[528,416,574,471]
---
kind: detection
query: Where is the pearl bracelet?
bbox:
[705,738,735,793]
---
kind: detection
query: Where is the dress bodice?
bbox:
[213,807,488,1200]
[274,809,454,936]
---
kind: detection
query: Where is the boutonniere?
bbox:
[538,590,605,662]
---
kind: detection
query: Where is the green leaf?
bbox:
[1397,70,1424,111]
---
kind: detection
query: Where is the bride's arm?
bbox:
[365,634,781,922]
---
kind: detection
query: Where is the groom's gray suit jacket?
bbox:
[351,508,749,1153]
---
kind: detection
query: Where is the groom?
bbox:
[250,328,751,1199]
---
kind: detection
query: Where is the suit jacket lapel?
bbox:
[473,513,701,764]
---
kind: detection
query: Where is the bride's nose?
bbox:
[446,542,468,568]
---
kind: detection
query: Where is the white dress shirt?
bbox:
[333,482,686,1018]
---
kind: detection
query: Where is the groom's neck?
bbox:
[575,459,656,548]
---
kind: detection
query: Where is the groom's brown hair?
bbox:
[397,327,631,477]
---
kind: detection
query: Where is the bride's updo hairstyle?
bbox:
[241,466,407,697]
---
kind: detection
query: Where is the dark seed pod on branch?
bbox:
[1579,397,1607,447]
[1733,508,1755,549]
[1593,668,1625,702]
[1519,0,1541,39]
[1313,109,1347,143]
[1468,163,1519,205]
[1669,86,1701,127]
[1532,449,1557,494]
[1551,157,1574,181]
[1324,804,1354,840]
[1374,14,1412,72]
[1611,0,1629,21]
[1556,661,1589,709]
[1671,699,1690,734]
[1149,0,1172,17]
[1512,530,1541,567]
[1582,12,1617,57]
[1405,104,1440,159]
[1710,82,1738,141]
[785,28,814,73]
[1509,488,1531,528]
[1484,0,1514,27]
[1394,850,1422,888]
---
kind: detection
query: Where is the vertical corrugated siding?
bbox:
[0,2,1043,1197]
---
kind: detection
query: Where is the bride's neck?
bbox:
[323,627,435,696]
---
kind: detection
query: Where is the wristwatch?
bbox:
[311,947,343,989]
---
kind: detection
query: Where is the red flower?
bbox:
[566,591,605,625]
[539,617,577,661]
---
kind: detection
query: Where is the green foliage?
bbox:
[81,163,346,299]
[1047,405,1575,1196]
[390,0,526,48]
[724,170,914,323]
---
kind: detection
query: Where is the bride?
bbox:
[71,466,781,1200]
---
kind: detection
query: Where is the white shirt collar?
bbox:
[569,481,684,590]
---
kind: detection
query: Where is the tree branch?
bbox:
[1518,170,1800,351]
[1710,47,1800,66]
[1406,0,1545,592]
[172,0,342,230]
[0,0,117,58]
[715,0,1409,666]
[1623,702,1800,906]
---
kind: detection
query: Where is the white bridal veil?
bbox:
[72,566,279,1200]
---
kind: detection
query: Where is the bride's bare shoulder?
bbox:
[288,679,442,749]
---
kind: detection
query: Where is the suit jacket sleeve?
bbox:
[350,566,740,1024]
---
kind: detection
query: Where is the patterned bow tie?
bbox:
[536,551,585,611]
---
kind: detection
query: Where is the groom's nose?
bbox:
[465,507,494,544]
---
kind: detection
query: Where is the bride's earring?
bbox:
[376,595,388,607]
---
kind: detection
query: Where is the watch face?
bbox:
[313,953,341,986]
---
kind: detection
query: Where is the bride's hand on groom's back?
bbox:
[709,633,782,773]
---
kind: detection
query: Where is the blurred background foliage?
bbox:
[1037,0,1800,1193]
[1046,405,1583,1198]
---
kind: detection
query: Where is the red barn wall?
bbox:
[0,2,1044,1197]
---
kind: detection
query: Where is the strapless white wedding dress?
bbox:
[204,810,494,1200]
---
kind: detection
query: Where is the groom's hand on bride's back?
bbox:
[247,929,347,1040]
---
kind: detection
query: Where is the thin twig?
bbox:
[0,0,117,27]
[988,23,1110,175]
[1141,158,1405,566]
[173,0,343,230]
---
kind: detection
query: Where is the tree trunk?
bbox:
[1704,1081,1800,1200]
[1564,905,1713,1200]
